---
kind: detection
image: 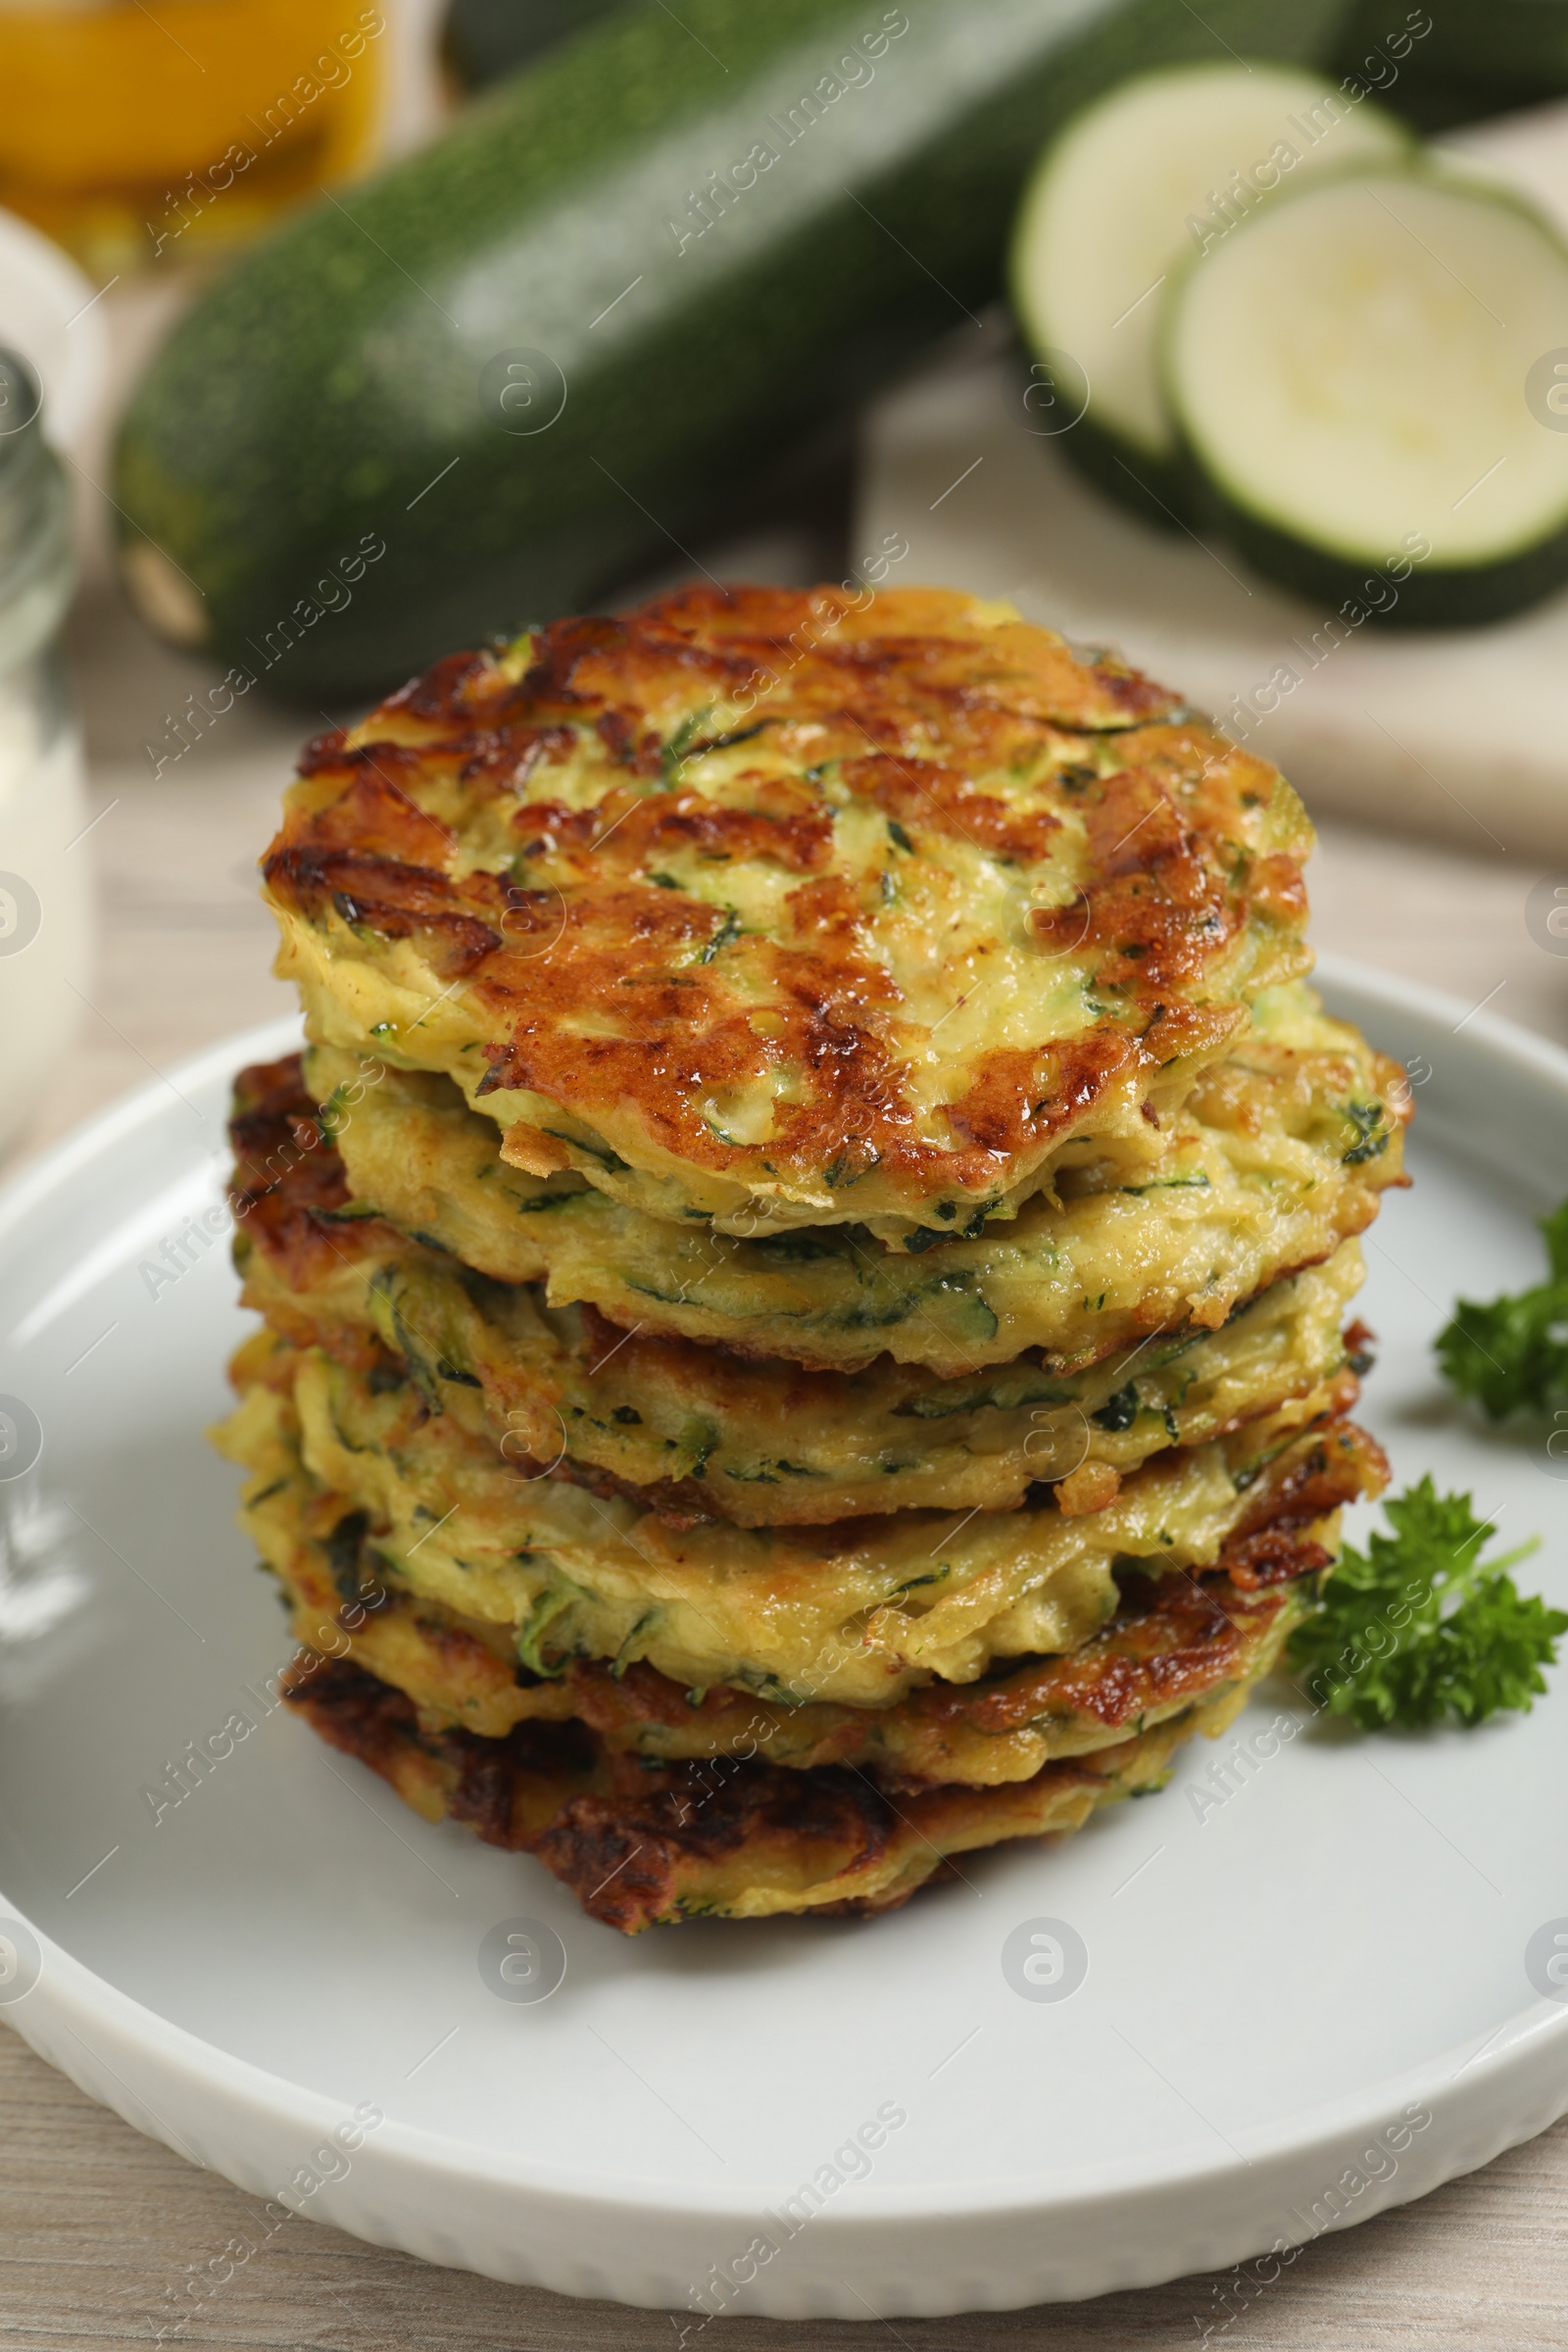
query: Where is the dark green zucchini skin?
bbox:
[1053,412,1194,534]
[1182,457,1568,628]
[440,0,644,94]
[1332,0,1568,132]
[115,0,1346,701]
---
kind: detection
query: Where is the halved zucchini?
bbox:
[1009,61,1408,523]
[1163,163,1568,624]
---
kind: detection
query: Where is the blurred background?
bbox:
[2,0,1568,1171]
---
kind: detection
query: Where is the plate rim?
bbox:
[10,1918,1566,2221]
[0,1015,304,1250]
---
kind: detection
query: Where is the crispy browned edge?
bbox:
[271,1414,1387,1930]
[226,1050,1374,1528]
[280,1653,1194,1932]
[267,1413,1382,1762]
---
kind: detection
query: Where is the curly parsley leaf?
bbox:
[1436,1200,1568,1419]
[1287,1477,1565,1730]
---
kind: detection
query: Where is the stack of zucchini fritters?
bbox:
[215,586,1403,1932]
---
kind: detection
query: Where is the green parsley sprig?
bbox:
[1437,1200,1568,1420]
[1287,1477,1565,1730]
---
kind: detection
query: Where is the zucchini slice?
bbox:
[1009,62,1407,523]
[1164,164,1568,625]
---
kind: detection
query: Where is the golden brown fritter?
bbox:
[216,1332,1385,1711]
[229,1054,1367,1526]
[263,585,1318,1242]
[281,1651,1266,1931]
[301,976,1407,1375]
[249,1449,1363,1786]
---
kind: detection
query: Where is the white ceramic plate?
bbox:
[1,957,1566,2318]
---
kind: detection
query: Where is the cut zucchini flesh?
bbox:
[1009,62,1407,484]
[1164,165,1568,619]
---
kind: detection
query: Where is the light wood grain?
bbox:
[3,2025,1566,2350]
[2,586,1566,2348]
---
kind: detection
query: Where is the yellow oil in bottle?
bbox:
[0,0,387,280]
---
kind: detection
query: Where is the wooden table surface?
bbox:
[3,583,1567,2350]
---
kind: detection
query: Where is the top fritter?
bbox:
[265,585,1314,1243]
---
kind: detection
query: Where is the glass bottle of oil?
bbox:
[0,0,388,283]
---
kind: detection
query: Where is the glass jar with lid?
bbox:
[0,350,89,1162]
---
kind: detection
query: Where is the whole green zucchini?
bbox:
[1332,0,1568,129]
[440,0,643,94]
[116,0,1346,701]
